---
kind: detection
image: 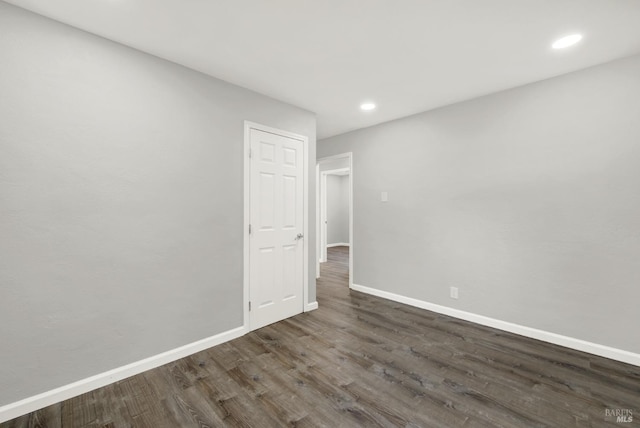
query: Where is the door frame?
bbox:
[316,152,353,288]
[319,168,350,263]
[244,121,310,332]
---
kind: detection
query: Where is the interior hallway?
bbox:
[3,246,639,427]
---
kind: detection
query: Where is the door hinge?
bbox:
[249,148,252,158]
[249,224,252,234]
[249,301,252,311]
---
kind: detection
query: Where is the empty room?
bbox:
[1,1,639,427]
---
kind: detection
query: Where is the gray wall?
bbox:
[0,2,315,406]
[327,175,349,245]
[318,54,640,354]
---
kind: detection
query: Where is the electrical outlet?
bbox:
[450,287,459,299]
[381,191,388,202]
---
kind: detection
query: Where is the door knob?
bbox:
[295,233,304,240]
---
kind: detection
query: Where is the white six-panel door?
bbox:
[249,128,304,330]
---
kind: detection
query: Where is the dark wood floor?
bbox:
[3,246,639,427]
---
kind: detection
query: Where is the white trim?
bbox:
[0,326,246,423]
[327,243,350,248]
[243,123,252,331]
[302,129,310,323]
[317,153,353,288]
[321,167,350,175]
[244,122,310,331]
[315,164,320,278]
[317,152,352,163]
[305,301,319,311]
[348,154,353,289]
[351,283,640,367]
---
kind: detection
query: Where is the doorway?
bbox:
[316,153,353,288]
[244,122,310,331]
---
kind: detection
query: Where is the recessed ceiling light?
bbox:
[360,102,376,111]
[552,34,583,49]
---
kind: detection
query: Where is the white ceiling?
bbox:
[6,0,640,139]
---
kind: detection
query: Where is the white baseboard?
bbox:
[327,243,350,248]
[351,283,640,367]
[305,301,319,311]
[0,325,247,423]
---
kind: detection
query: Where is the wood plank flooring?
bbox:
[3,246,639,427]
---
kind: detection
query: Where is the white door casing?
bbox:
[316,153,353,288]
[248,126,305,330]
[320,172,327,263]
[315,164,320,278]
